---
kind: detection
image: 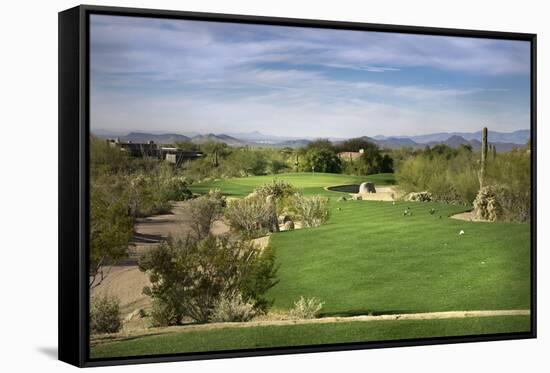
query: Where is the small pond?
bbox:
[326,184,360,193]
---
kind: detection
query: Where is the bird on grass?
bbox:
[459,230,465,235]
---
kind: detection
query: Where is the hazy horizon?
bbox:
[91,127,530,141]
[90,15,531,138]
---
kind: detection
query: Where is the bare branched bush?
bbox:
[291,195,330,228]
[209,291,258,322]
[289,296,325,319]
[225,195,276,238]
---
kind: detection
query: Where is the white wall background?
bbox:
[0,0,547,371]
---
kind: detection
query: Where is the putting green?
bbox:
[190,172,395,197]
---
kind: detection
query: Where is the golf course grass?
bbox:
[92,172,531,358]
[268,199,530,315]
[91,315,530,358]
[190,172,395,197]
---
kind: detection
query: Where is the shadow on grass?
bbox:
[91,332,166,347]
[320,309,420,317]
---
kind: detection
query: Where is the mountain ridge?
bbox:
[92,129,529,151]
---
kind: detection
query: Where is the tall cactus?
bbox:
[480,127,488,188]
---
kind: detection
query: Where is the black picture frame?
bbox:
[59,4,537,367]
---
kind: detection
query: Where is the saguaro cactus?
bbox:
[480,127,488,188]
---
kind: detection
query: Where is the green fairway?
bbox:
[190,172,395,197]
[90,315,530,358]
[268,200,530,315]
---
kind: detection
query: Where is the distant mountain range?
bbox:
[93,129,529,152]
[117,132,191,144]
[373,129,530,145]
[190,133,244,147]
[365,134,522,152]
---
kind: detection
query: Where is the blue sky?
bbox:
[90,15,531,138]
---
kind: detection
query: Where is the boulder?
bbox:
[283,220,295,231]
[278,214,292,224]
[359,182,376,194]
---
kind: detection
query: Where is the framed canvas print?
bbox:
[58,5,537,367]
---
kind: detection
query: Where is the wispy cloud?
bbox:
[90,15,530,137]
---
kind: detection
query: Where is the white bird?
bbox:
[459,230,465,235]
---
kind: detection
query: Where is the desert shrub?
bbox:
[396,150,478,204]
[139,235,278,323]
[209,291,257,322]
[90,136,131,176]
[187,191,226,239]
[124,168,193,217]
[160,176,193,201]
[149,298,183,327]
[90,295,122,334]
[289,296,325,319]
[290,195,330,228]
[396,144,530,221]
[254,180,297,200]
[225,194,277,238]
[405,191,433,202]
[483,149,530,222]
[267,159,290,174]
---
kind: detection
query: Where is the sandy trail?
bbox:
[91,309,530,344]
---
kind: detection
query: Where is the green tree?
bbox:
[200,140,229,167]
[302,148,342,173]
[380,154,394,173]
[306,139,335,152]
[336,137,378,153]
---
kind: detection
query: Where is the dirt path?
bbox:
[91,309,530,345]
